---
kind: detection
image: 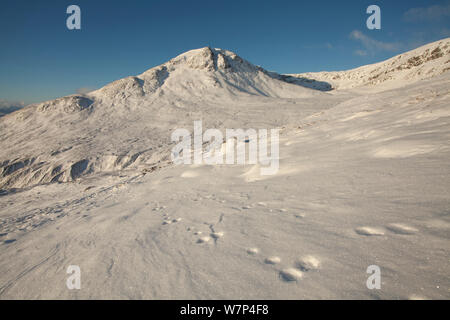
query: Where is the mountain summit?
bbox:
[89,47,322,104]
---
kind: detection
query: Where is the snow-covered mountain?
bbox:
[0,39,449,299]
[91,47,321,101]
[0,47,325,191]
[1,41,449,191]
[290,38,450,90]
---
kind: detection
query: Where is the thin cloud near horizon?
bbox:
[76,87,96,95]
[404,2,450,22]
[0,99,25,116]
[349,30,402,57]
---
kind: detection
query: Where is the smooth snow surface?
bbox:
[0,41,449,299]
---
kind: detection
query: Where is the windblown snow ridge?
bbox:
[290,37,450,90]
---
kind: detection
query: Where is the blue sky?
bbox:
[1,0,449,105]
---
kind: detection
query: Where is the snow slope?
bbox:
[290,38,450,91]
[0,41,449,299]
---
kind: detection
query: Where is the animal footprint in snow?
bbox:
[296,255,321,271]
[197,236,211,244]
[264,256,281,265]
[386,223,418,235]
[181,171,199,178]
[163,217,181,225]
[211,232,224,239]
[247,248,259,255]
[279,268,303,281]
[355,226,385,236]
[256,202,267,207]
